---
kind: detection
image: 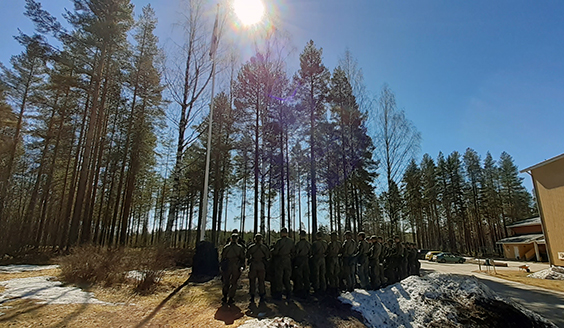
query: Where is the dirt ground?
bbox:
[0,267,366,328]
[472,270,564,293]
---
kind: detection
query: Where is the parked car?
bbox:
[425,251,443,261]
[434,252,466,263]
[418,249,430,260]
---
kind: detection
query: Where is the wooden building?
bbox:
[497,217,547,261]
[521,153,564,266]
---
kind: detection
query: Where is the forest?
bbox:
[0,0,536,258]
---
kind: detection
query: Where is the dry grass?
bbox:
[0,264,365,328]
[474,269,564,293]
[0,266,238,328]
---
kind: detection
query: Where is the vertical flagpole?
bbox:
[200,5,220,242]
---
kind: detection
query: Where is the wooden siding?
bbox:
[531,156,564,266]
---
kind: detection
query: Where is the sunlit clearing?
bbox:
[233,0,265,26]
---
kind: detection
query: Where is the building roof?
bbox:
[520,153,564,173]
[506,217,541,228]
[497,234,545,245]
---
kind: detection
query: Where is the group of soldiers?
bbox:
[219,227,421,305]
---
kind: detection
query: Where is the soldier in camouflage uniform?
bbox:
[383,238,396,285]
[368,235,382,289]
[293,230,311,298]
[272,227,294,299]
[325,231,341,295]
[394,236,406,282]
[354,232,371,289]
[341,231,357,292]
[221,233,246,304]
[408,243,420,276]
[311,231,328,294]
[247,234,270,303]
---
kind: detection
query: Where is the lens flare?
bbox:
[233,0,265,26]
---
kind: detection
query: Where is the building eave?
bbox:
[520,153,564,173]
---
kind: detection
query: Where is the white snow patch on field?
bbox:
[0,276,111,306]
[0,264,59,273]
[239,317,301,328]
[339,273,554,328]
[528,266,564,280]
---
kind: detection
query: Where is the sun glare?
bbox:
[233,0,265,26]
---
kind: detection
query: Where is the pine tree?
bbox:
[402,159,423,246]
[420,154,441,249]
[498,151,533,225]
[293,40,330,236]
[437,152,456,252]
[481,152,504,247]
[119,4,164,246]
[0,33,49,247]
[463,148,486,253]
[234,52,287,235]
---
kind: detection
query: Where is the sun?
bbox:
[233,0,265,26]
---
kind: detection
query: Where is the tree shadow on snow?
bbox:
[0,287,74,323]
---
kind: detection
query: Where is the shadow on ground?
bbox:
[133,277,190,328]
[215,304,244,325]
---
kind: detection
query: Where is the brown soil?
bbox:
[0,267,365,328]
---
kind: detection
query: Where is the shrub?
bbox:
[59,246,126,286]
[123,248,176,294]
[59,246,191,293]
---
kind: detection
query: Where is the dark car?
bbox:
[434,252,466,263]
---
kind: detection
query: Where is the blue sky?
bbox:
[1,1,563,199]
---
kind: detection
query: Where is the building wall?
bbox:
[502,244,532,260]
[510,225,543,235]
[532,157,564,266]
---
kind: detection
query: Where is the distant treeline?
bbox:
[0,0,534,256]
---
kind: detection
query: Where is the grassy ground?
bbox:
[0,267,365,328]
[474,269,564,293]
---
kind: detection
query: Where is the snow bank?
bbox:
[0,264,59,273]
[528,266,564,280]
[339,273,555,328]
[239,317,301,328]
[0,276,111,305]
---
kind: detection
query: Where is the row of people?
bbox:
[219,228,420,304]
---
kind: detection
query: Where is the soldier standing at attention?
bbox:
[293,230,312,298]
[247,234,270,304]
[221,233,245,304]
[394,236,406,282]
[341,231,357,292]
[325,231,341,295]
[383,238,396,285]
[311,231,328,294]
[272,227,294,300]
[377,237,386,286]
[368,235,382,290]
[354,232,371,289]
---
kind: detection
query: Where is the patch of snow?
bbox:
[126,270,146,281]
[0,276,111,305]
[528,266,564,280]
[339,273,554,328]
[0,264,59,273]
[239,317,301,328]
